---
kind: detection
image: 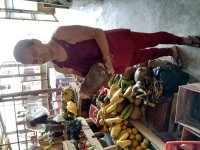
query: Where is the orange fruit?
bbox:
[132,127,138,135]
[129,133,135,140]
[132,140,139,148]
[123,120,129,125]
[135,134,143,142]
[135,146,143,150]
[122,125,127,130]
[127,128,132,134]
[134,98,142,106]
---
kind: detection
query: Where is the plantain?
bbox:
[110,88,123,103]
[117,130,127,140]
[122,79,135,85]
[97,108,103,119]
[116,139,132,148]
[104,116,123,125]
[101,103,114,114]
[123,85,132,97]
[107,83,118,98]
[110,96,125,104]
[117,77,122,88]
[113,74,120,84]
[106,103,117,114]
[123,84,130,92]
[110,124,121,139]
[108,74,115,87]
[119,132,129,141]
[120,104,132,118]
[120,80,126,91]
[122,104,134,120]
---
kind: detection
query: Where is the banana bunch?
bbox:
[120,103,134,120]
[108,74,120,88]
[152,78,163,100]
[117,75,135,92]
[107,82,118,98]
[66,101,78,116]
[62,85,74,102]
[110,88,125,104]
[104,116,123,126]
[116,139,132,148]
[110,123,121,138]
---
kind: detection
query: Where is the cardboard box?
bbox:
[175,83,200,135]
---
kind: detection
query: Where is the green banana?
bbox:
[122,104,134,120]
[118,78,123,88]
[123,84,130,92]
[113,74,120,84]
[120,104,132,118]
[108,75,115,87]
[120,80,126,91]
[122,79,135,85]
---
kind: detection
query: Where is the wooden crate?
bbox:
[146,99,172,132]
[175,83,200,135]
[63,117,118,150]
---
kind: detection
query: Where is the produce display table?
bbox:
[63,117,118,150]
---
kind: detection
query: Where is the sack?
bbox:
[152,65,189,95]
[80,63,112,99]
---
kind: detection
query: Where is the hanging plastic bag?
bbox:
[26,106,50,122]
[152,65,189,95]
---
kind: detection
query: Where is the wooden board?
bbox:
[129,120,165,150]
[63,140,76,150]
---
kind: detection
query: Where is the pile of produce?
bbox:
[37,134,63,150]
[61,85,78,119]
[95,67,166,149]
[77,131,94,150]
[99,119,151,149]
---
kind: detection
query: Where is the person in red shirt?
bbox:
[13,25,199,77]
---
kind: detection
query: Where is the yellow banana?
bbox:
[107,83,118,98]
[105,103,117,114]
[117,130,127,140]
[123,85,132,97]
[116,140,132,148]
[101,103,113,114]
[110,124,121,139]
[104,116,123,125]
[111,96,125,104]
[119,132,129,141]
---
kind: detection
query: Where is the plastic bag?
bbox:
[152,65,189,95]
[26,123,46,131]
[26,106,50,122]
